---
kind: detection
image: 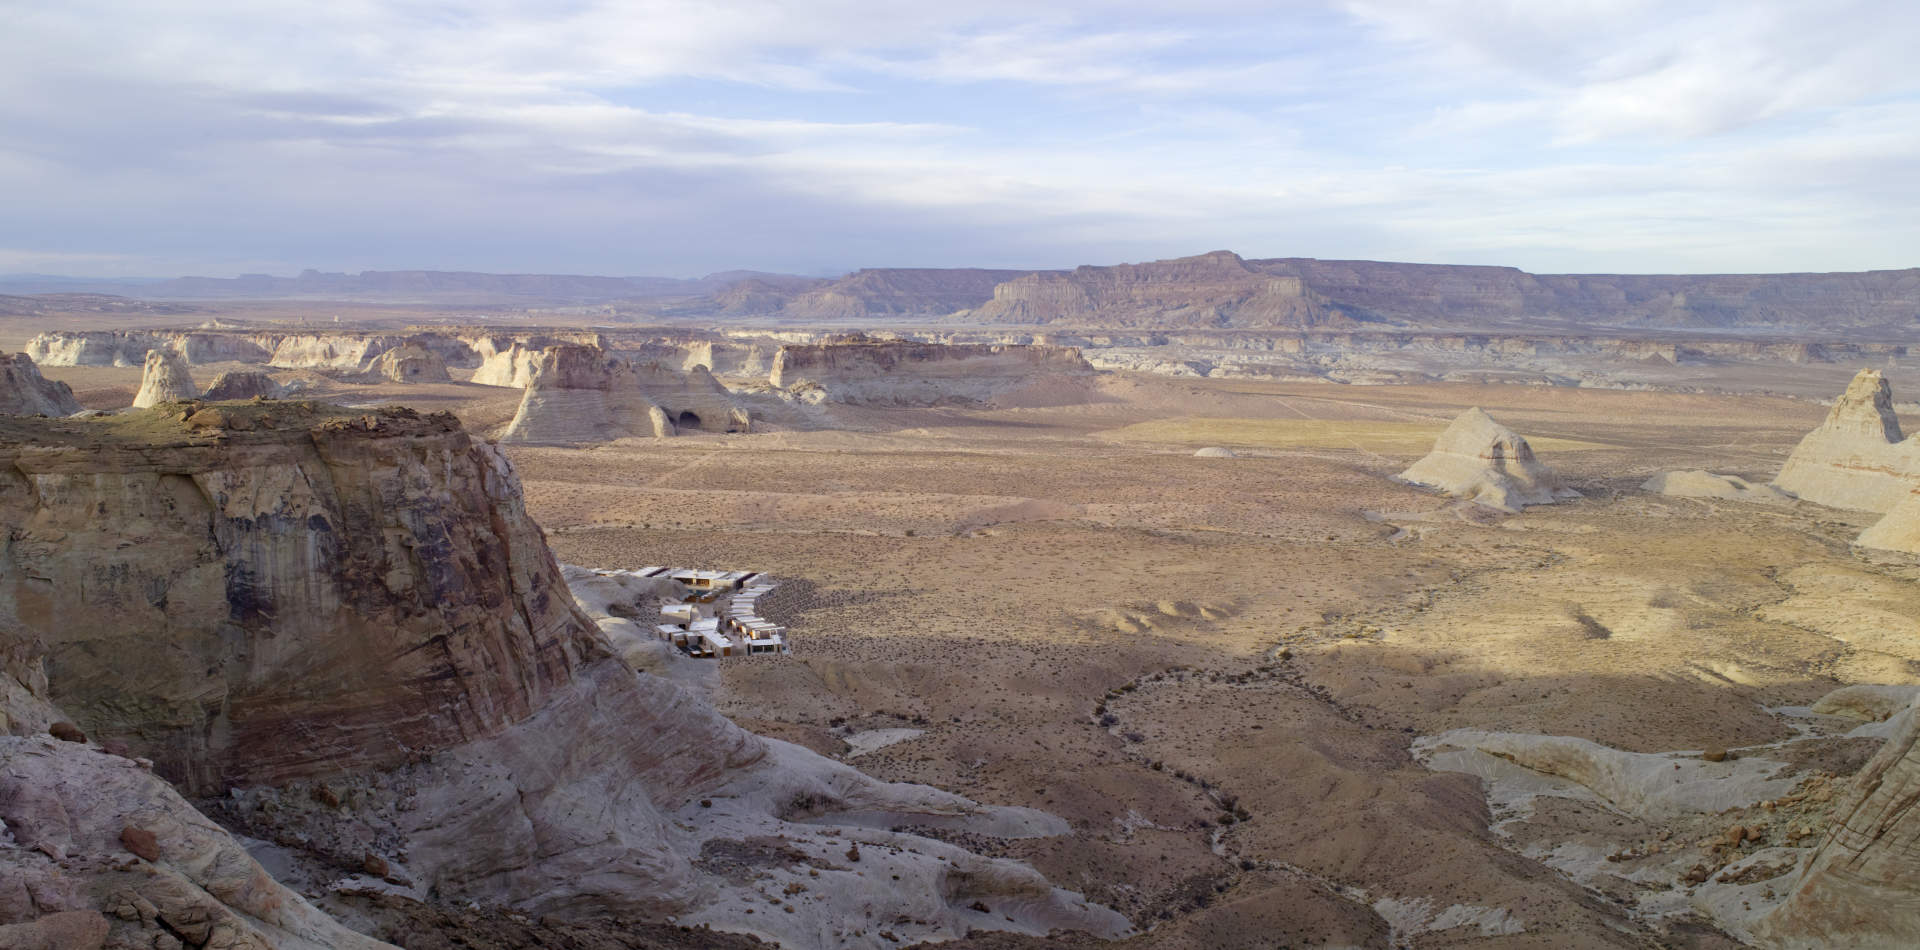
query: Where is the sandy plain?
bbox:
[31,356,1920,948]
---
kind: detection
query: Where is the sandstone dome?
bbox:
[1395,407,1577,512]
[130,348,197,408]
[0,352,82,416]
[372,341,451,382]
[1194,446,1238,458]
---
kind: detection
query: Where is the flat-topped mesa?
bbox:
[0,352,81,416]
[1773,369,1920,512]
[1760,692,1920,948]
[130,348,197,408]
[768,337,1095,405]
[1396,407,1578,512]
[371,340,451,382]
[962,251,1366,328]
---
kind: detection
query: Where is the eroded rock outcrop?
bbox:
[1773,370,1920,512]
[200,370,283,401]
[1396,407,1577,512]
[0,353,81,416]
[130,349,197,408]
[502,345,746,444]
[1856,488,1920,555]
[768,337,1095,406]
[371,342,450,382]
[1761,694,1920,948]
[0,404,1127,948]
[1642,470,1795,504]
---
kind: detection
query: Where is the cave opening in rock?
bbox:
[677,410,701,429]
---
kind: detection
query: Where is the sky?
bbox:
[2,0,1916,279]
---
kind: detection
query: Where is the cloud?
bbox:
[1,0,1915,277]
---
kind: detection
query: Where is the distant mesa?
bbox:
[959,250,1367,329]
[0,352,82,417]
[1641,470,1795,505]
[130,348,196,408]
[1395,407,1578,512]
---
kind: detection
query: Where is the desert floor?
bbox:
[35,359,1919,948]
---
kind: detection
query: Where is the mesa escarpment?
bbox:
[768,336,1095,405]
[0,352,81,416]
[0,403,1128,948]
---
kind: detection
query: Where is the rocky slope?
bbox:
[130,349,197,408]
[1759,693,1920,948]
[0,403,1128,948]
[1772,369,1920,511]
[1395,407,1577,512]
[0,353,81,416]
[768,337,1095,405]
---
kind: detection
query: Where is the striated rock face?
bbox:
[1396,408,1577,512]
[371,342,450,382]
[0,353,81,416]
[200,370,283,401]
[0,404,602,792]
[768,338,1095,405]
[130,349,197,408]
[1761,694,1920,948]
[0,404,1128,948]
[28,330,274,368]
[1773,370,1920,512]
[965,251,1363,328]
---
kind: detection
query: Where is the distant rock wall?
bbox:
[965,251,1363,328]
[768,338,1095,405]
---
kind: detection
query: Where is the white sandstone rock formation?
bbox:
[1641,470,1795,504]
[768,337,1095,406]
[1194,446,1238,458]
[502,346,748,444]
[130,349,197,408]
[1856,488,1920,554]
[0,353,82,416]
[372,342,451,382]
[1773,369,1920,512]
[1810,683,1920,722]
[1395,407,1577,512]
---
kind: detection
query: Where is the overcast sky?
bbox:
[3,0,1916,278]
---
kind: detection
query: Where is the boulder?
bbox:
[1395,408,1577,512]
[1773,369,1920,512]
[130,349,196,408]
[0,353,81,416]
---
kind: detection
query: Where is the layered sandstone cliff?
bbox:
[370,342,450,382]
[768,337,1095,405]
[0,404,1126,948]
[1772,370,1920,512]
[0,353,81,416]
[1396,408,1577,512]
[130,349,197,408]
